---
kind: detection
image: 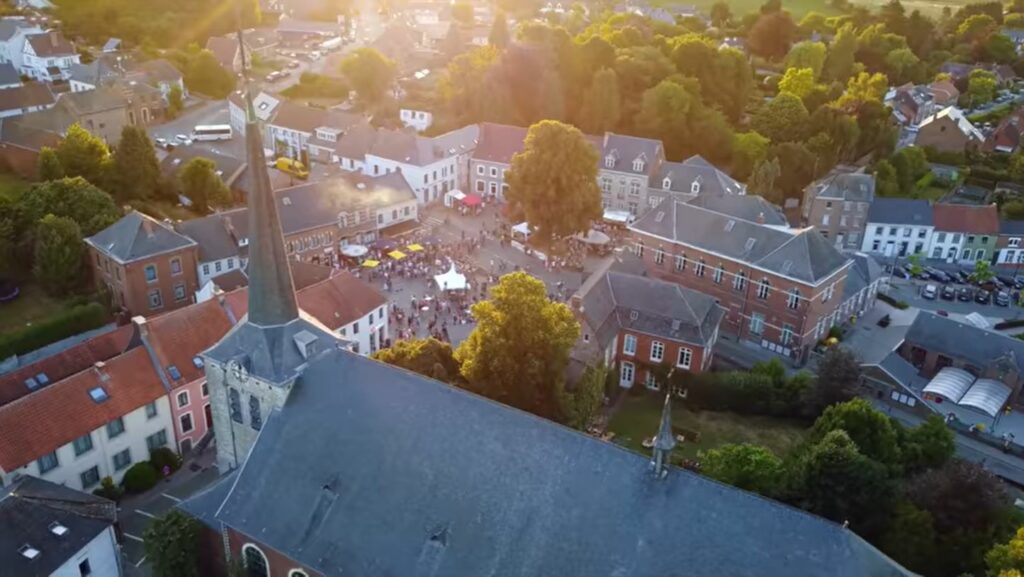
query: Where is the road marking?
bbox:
[123,533,144,543]
[134,509,157,519]
[161,493,182,503]
[135,555,147,567]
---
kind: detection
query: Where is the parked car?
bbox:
[926,268,950,283]
[287,60,300,69]
[175,134,192,146]
[958,287,974,302]
[998,275,1016,288]
[1014,275,1024,289]
[154,136,167,149]
[952,270,971,284]
[976,289,992,304]
[922,284,938,300]
[914,269,932,280]
[941,285,956,300]
[877,314,891,328]
[274,157,309,179]
[996,291,1011,307]
[890,265,911,280]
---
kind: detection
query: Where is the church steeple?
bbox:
[237,24,298,326]
[651,393,676,478]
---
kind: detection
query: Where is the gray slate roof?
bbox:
[0,19,37,42]
[0,62,19,86]
[905,312,1024,374]
[866,198,933,227]
[656,155,746,196]
[1001,220,1024,236]
[369,124,479,166]
[685,192,788,226]
[581,271,724,348]
[175,208,248,262]
[842,251,883,302]
[0,477,115,577]
[808,172,875,203]
[630,198,849,285]
[600,132,662,177]
[195,347,913,577]
[472,122,527,164]
[85,211,196,264]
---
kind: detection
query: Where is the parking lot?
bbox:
[885,265,1024,321]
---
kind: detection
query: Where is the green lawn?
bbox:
[607,395,808,461]
[0,280,71,333]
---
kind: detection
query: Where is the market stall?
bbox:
[434,265,469,291]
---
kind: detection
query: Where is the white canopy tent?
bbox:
[444,189,466,208]
[511,221,531,238]
[603,209,632,225]
[434,265,468,291]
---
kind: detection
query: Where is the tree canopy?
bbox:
[371,338,462,383]
[178,158,231,214]
[341,47,398,105]
[112,125,161,203]
[143,510,200,577]
[700,443,783,496]
[33,215,86,296]
[55,123,109,187]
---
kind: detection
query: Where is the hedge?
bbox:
[995,319,1024,330]
[0,302,108,360]
[878,293,910,309]
[149,447,182,474]
[123,462,159,494]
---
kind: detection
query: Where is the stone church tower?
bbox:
[201,32,338,471]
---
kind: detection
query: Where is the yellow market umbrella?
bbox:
[407,243,424,252]
[362,259,380,268]
[388,250,407,260]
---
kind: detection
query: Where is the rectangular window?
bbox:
[644,370,659,390]
[72,433,93,456]
[170,258,182,275]
[713,265,723,284]
[749,313,765,336]
[37,451,59,473]
[733,271,746,291]
[695,259,705,277]
[146,429,168,451]
[177,391,189,408]
[106,417,125,439]
[79,558,92,577]
[620,361,634,385]
[144,264,157,282]
[202,264,210,275]
[148,289,162,310]
[180,413,194,433]
[174,283,186,302]
[201,382,209,397]
[674,255,685,272]
[677,347,692,369]
[227,258,235,269]
[489,167,497,177]
[112,448,131,471]
[756,279,770,299]
[215,261,222,272]
[623,334,637,356]
[650,341,664,362]
[145,402,157,419]
[80,466,100,489]
[654,249,664,265]
[476,164,484,175]
[781,324,794,346]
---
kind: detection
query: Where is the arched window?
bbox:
[229,388,242,424]
[242,544,269,577]
[249,395,262,431]
[289,571,309,577]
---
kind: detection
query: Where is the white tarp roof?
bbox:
[512,222,531,236]
[434,265,468,291]
[964,312,990,329]
[960,378,1012,418]
[446,190,466,201]
[603,210,631,224]
[922,366,975,403]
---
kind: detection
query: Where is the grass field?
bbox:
[607,395,808,461]
[0,281,70,333]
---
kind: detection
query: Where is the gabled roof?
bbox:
[685,193,788,226]
[160,147,247,188]
[600,132,662,176]
[0,82,53,113]
[842,251,883,302]
[207,260,335,293]
[269,101,364,135]
[205,36,239,70]
[59,86,129,116]
[0,324,134,408]
[919,106,984,142]
[67,57,121,88]
[193,346,913,577]
[274,171,416,234]
[580,271,724,348]
[368,124,479,166]
[85,211,197,264]
[1000,220,1024,236]
[0,62,20,86]
[932,203,999,234]
[0,18,39,42]
[0,477,115,577]
[226,271,386,331]
[472,122,527,164]
[25,31,75,57]
[865,198,933,226]
[656,155,745,196]
[905,311,1024,375]
[988,108,1024,152]
[174,208,248,262]
[807,171,875,203]
[0,346,166,471]
[929,80,959,105]
[143,299,237,390]
[630,198,849,285]
[127,58,182,85]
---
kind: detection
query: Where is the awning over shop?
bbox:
[388,250,407,260]
[341,244,368,257]
[371,238,397,251]
[407,243,424,252]
[362,259,380,268]
[462,194,482,207]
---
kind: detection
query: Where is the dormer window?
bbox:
[633,158,644,172]
[662,177,671,190]
[691,180,701,194]
[604,155,615,168]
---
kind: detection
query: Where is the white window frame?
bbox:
[620,361,635,385]
[677,347,692,369]
[623,334,637,356]
[650,341,664,362]
[179,411,194,434]
[177,390,190,408]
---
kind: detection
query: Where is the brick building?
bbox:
[629,194,851,362]
[802,169,875,250]
[85,211,200,317]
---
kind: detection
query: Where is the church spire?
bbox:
[651,392,676,479]
[236,20,298,326]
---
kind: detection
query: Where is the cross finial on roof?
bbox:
[651,392,675,478]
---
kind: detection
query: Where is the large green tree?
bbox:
[784,41,827,79]
[340,47,398,105]
[806,345,860,414]
[634,79,733,164]
[55,123,109,187]
[371,337,461,383]
[183,49,235,99]
[900,415,955,474]
[456,272,579,421]
[37,146,64,181]
[732,131,770,182]
[578,67,621,135]
[778,67,819,100]
[823,23,858,83]
[143,510,200,577]
[747,11,797,61]
[505,120,601,246]
[752,93,809,143]
[560,363,607,430]
[19,177,120,237]
[700,443,783,496]
[33,215,85,296]
[112,125,161,203]
[968,69,999,106]
[810,398,902,467]
[178,158,231,214]
[747,157,781,204]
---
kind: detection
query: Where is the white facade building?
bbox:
[20,31,80,81]
[0,19,42,70]
[926,230,965,261]
[859,198,934,258]
[51,526,121,577]
[400,108,433,132]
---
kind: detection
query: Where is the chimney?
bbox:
[131,315,148,338]
[142,219,154,238]
[756,212,765,225]
[50,31,57,47]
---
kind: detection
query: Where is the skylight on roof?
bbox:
[167,365,182,380]
[48,522,68,536]
[654,211,665,223]
[88,387,109,403]
[18,544,39,559]
[35,373,49,386]
[781,260,794,274]
[24,377,39,391]
[192,356,204,369]
[744,238,757,251]
[725,219,735,232]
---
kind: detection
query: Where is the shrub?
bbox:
[92,476,124,501]
[122,462,159,494]
[877,293,909,309]
[0,302,107,360]
[827,326,843,341]
[149,447,182,474]
[995,319,1024,330]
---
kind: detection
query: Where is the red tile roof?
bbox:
[143,299,236,389]
[224,271,386,330]
[0,347,166,471]
[932,203,1000,234]
[0,324,134,408]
